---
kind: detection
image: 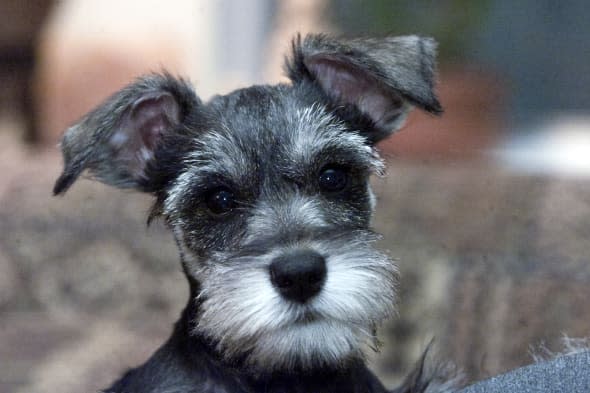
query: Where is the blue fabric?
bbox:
[459,351,590,393]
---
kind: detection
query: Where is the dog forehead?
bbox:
[207,85,332,147]
[201,85,370,166]
[164,84,378,213]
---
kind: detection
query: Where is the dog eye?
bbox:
[205,188,236,215]
[318,166,348,193]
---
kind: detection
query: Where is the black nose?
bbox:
[269,249,327,303]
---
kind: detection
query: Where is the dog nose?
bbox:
[269,249,327,303]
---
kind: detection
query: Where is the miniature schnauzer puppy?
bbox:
[54,34,452,393]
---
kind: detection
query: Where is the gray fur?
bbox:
[286,34,441,141]
[288,34,440,111]
[54,73,199,194]
[53,33,451,393]
[192,231,397,371]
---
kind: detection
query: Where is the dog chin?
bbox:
[219,318,375,372]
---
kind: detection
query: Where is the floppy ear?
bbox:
[286,34,442,143]
[53,73,200,195]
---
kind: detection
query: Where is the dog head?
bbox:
[54,34,441,372]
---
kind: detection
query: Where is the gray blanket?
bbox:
[459,351,590,393]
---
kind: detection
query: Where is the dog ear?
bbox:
[53,73,200,195]
[286,34,442,143]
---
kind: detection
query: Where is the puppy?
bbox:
[54,33,456,393]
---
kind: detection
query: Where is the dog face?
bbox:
[166,89,395,371]
[54,34,441,372]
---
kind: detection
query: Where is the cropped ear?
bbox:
[53,73,200,195]
[286,34,442,143]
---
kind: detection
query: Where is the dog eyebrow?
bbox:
[280,130,384,181]
[283,104,383,169]
[316,139,381,169]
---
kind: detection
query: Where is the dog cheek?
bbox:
[324,186,373,228]
[315,240,398,324]
[170,226,202,276]
[194,263,290,351]
[321,263,396,322]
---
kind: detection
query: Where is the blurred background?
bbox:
[0,1,589,392]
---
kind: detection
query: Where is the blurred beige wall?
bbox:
[35,0,331,145]
[36,0,212,144]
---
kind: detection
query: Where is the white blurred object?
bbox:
[35,0,284,143]
[36,0,213,144]
[493,115,590,177]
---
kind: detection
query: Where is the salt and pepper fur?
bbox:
[54,33,458,393]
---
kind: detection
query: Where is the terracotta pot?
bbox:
[379,67,506,159]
